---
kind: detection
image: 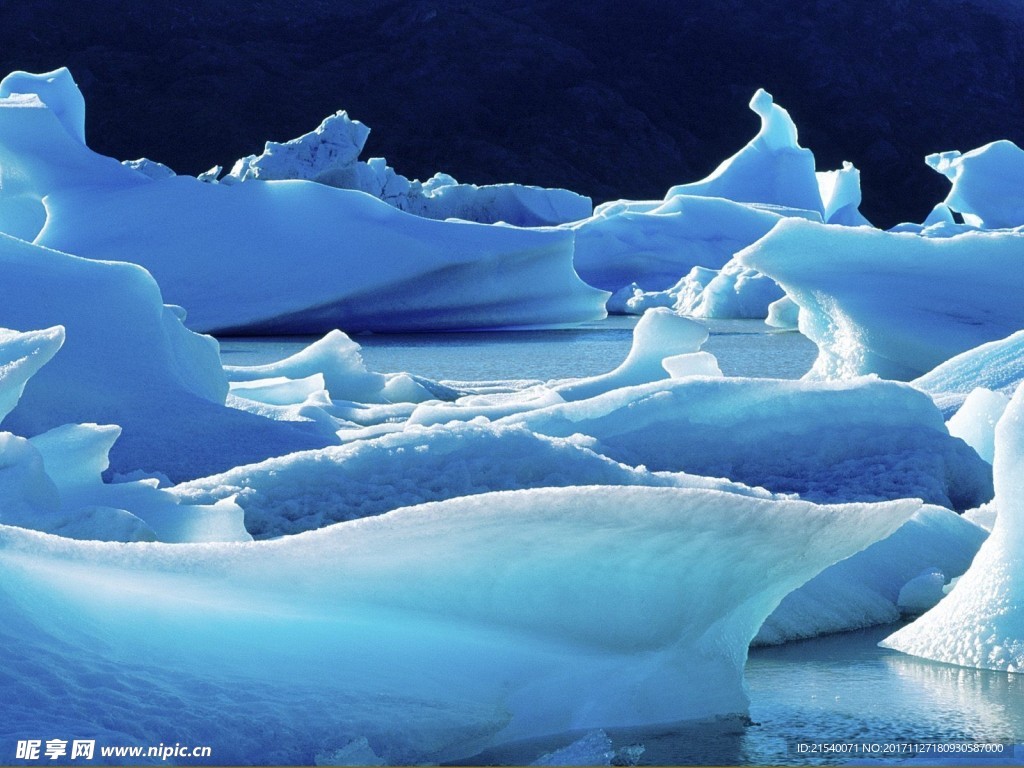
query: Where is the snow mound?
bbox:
[927,140,1024,229]
[508,376,992,510]
[882,382,1024,671]
[738,218,1024,379]
[225,109,591,227]
[0,486,921,762]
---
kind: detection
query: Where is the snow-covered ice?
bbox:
[882,382,1024,671]
[739,218,1024,379]
[913,330,1024,415]
[0,487,921,762]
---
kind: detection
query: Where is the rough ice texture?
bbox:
[738,218,1024,380]
[756,505,986,644]
[225,110,592,227]
[927,140,1024,229]
[665,89,824,214]
[0,233,328,480]
[882,382,1024,672]
[671,261,785,319]
[0,74,606,334]
[507,376,992,511]
[173,420,771,539]
[0,487,920,763]
[912,330,1024,416]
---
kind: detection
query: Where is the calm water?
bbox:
[219,317,818,381]
[217,320,1024,765]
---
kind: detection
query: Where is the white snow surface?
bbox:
[0,72,606,334]
[882,382,1024,672]
[738,218,1024,380]
[0,487,921,763]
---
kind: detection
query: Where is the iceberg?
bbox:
[0,486,921,762]
[882,382,1024,672]
[927,140,1024,229]
[738,218,1024,379]
[0,68,606,334]
[224,109,592,227]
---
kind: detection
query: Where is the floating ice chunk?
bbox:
[662,352,723,379]
[530,730,615,766]
[738,218,1024,379]
[666,89,823,214]
[0,70,605,333]
[913,330,1024,416]
[757,505,986,644]
[510,376,993,510]
[315,738,386,767]
[765,295,799,330]
[945,387,1011,464]
[882,382,1024,672]
[552,309,715,401]
[0,487,921,761]
[897,568,949,616]
[225,330,387,402]
[816,161,872,226]
[927,140,1024,229]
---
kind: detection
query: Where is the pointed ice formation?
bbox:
[666,89,824,214]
